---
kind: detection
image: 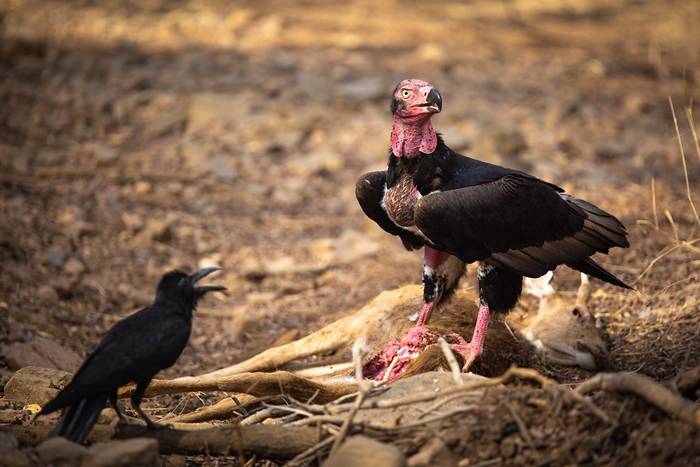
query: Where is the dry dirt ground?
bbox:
[1,0,700,465]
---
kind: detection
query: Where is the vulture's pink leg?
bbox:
[449,303,491,371]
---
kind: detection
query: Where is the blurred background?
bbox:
[1,0,699,455]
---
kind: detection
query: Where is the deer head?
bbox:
[519,272,608,370]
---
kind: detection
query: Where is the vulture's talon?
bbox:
[449,341,482,372]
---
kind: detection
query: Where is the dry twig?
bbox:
[438,337,464,385]
[576,372,700,427]
[329,339,372,456]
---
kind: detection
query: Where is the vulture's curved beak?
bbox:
[422,87,442,113]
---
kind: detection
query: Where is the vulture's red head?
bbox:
[390,79,442,157]
[390,79,442,120]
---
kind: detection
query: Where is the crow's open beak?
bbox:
[189,267,227,293]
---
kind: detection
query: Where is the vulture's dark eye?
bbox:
[401,89,411,99]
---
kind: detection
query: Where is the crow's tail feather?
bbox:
[50,394,108,444]
[568,257,632,290]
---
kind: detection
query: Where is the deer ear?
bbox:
[575,273,592,310]
[523,271,555,298]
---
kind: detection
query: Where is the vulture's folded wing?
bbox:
[414,174,629,279]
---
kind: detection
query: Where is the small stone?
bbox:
[121,212,144,232]
[407,439,459,467]
[89,143,119,164]
[323,436,406,467]
[83,438,160,467]
[134,181,151,194]
[3,366,73,405]
[37,436,87,467]
[209,155,237,180]
[63,257,86,276]
[45,247,67,267]
[37,284,60,302]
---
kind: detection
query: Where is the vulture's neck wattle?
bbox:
[390,115,437,158]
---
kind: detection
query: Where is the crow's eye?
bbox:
[401,89,411,99]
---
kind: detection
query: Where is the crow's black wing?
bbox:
[414,174,629,280]
[356,171,424,250]
[41,306,190,413]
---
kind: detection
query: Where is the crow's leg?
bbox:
[109,392,128,424]
[131,381,166,429]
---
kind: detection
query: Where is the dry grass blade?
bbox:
[685,103,700,163]
[633,239,700,284]
[669,96,700,227]
[651,177,660,230]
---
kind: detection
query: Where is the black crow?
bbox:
[356,78,630,378]
[38,268,226,443]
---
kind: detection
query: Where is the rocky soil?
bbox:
[1,0,700,465]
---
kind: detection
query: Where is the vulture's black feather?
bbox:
[358,135,630,288]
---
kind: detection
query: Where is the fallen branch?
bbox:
[115,424,321,459]
[7,423,321,460]
[353,366,548,412]
[576,372,700,427]
[676,365,700,393]
[165,395,259,423]
[119,371,357,404]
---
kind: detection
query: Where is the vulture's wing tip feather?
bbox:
[568,257,632,290]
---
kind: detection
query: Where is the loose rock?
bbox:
[3,337,82,372]
[82,438,161,467]
[3,366,72,406]
[36,436,88,467]
[323,436,406,467]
